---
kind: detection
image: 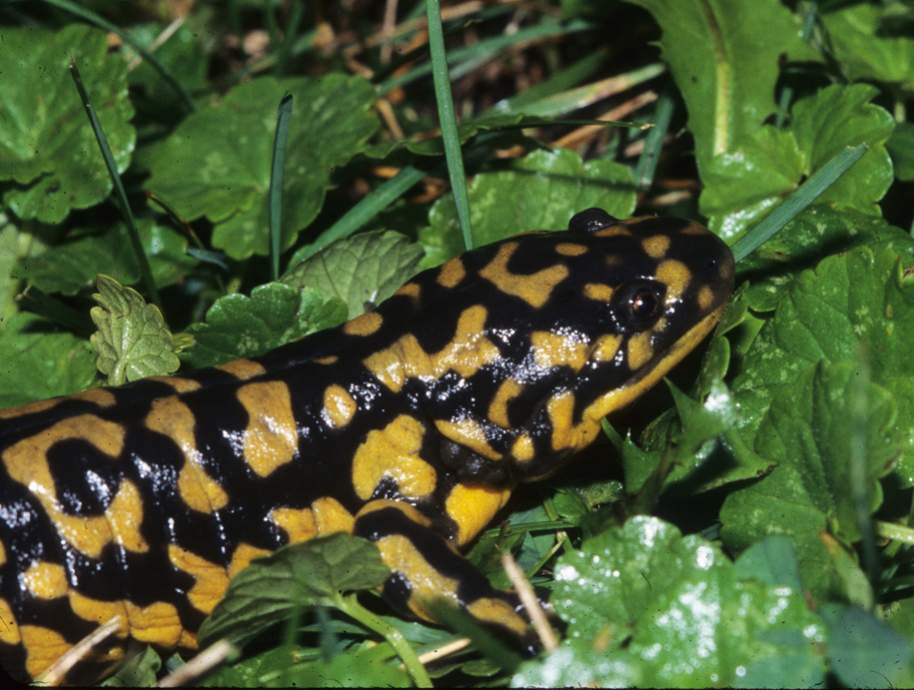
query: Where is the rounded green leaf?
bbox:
[281,231,423,319]
[548,516,826,688]
[822,3,914,93]
[181,283,347,369]
[701,85,895,240]
[0,312,96,407]
[144,75,379,259]
[0,25,135,223]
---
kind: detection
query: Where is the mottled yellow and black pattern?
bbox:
[0,210,734,681]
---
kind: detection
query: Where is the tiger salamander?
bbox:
[0,210,734,681]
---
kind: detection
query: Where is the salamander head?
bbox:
[496,209,735,478]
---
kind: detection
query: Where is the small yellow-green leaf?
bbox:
[89,275,179,385]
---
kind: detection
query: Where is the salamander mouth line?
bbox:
[581,303,728,425]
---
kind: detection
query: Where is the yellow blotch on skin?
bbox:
[322,384,357,429]
[0,398,60,420]
[46,480,149,560]
[698,285,715,311]
[363,305,500,393]
[357,499,432,528]
[627,331,653,370]
[584,283,614,301]
[593,224,632,238]
[344,311,383,337]
[531,331,589,371]
[179,630,198,650]
[21,625,71,679]
[146,397,228,515]
[479,242,569,308]
[656,259,692,300]
[237,381,299,478]
[488,379,523,428]
[217,358,266,380]
[22,562,68,599]
[71,388,117,407]
[554,242,588,257]
[67,590,127,635]
[271,506,318,543]
[168,545,229,616]
[642,234,671,259]
[352,416,437,500]
[0,598,19,645]
[228,543,270,578]
[437,257,466,288]
[547,392,601,453]
[375,534,460,621]
[593,334,622,362]
[511,434,535,462]
[148,376,202,394]
[467,597,527,636]
[434,419,502,461]
[395,282,422,300]
[124,600,183,646]
[314,355,338,365]
[445,483,512,546]
[312,496,355,535]
[3,414,124,502]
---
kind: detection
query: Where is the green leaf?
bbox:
[203,642,410,688]
[512,641,643,688]
[547,516,826,687]
[198,534,389,647]
[701,85,895,240]
[281,231,423,319]
[723,339,907,598]
[733,535,804,593]
[16,220,196,295]
[101,647,161,687]
[144,74,378,259]
[181,283,347,369]
[0,215,21,320]
[888,121,914,182]
[0,25,135,223]
[821,604,914,689]
[624,0,815,176]
[89,275,180,385]
[822,2,914,93]
[0,312,96,407]
[420,148,637,268]
[728,239,914,483]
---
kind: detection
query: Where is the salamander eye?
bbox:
[613,280,665,330]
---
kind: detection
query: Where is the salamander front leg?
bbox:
[353,499,532,646]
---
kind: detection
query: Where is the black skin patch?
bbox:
[0,212,734,681]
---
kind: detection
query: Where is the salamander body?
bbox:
[0,210,734,680]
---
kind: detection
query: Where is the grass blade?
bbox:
[426,0,473,250]
[70,60,161,308]
[44,0,194,112]
[730,144,868,263]
[635,86,675,191]
[269,93,294,280]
